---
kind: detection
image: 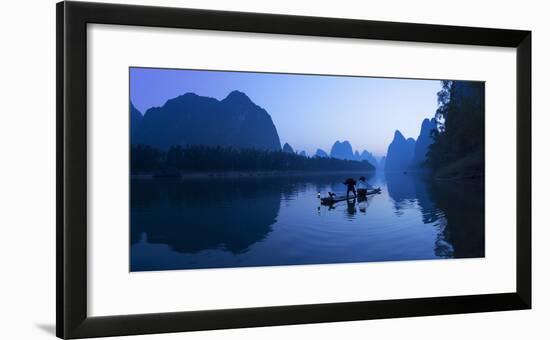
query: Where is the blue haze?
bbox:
[130,68,441,156]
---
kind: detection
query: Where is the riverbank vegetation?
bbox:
[426,81,485,179]
[131,144,375,173]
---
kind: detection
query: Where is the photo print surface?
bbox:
[129,67,485,272]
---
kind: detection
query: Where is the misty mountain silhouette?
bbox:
[358,150,378,168]
[133,91,281,151]
[385,130,416,171]
[315,149,328,158]
[329,140,377,168]
[412,118,437,167]
[282,142,294,153]
[330,140,355,160]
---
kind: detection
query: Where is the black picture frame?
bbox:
[56,1,531,338]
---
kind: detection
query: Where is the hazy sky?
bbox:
[130,68,441,156]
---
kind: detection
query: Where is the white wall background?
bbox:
[0,0,547,339]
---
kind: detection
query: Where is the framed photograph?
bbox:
[57,1,531,338]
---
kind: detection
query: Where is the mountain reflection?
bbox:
[385,172,440,223]
[385,172,484,259]
[385,172,419,217]
[131,177,281,254]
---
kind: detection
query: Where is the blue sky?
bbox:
[130,67,441,156]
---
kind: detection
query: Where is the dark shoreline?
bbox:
[131,170,376,180]
[383,169,484,182]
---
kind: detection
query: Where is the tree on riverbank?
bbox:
[426,80,485,179]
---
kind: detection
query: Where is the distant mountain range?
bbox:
[131,91,281,151]
[330,141,354,161]
[328,140,378,168]
[358,150,378,169]
[384,118,437,171]
[315,149,329,158]
[412,118,437,168]
[385,131,416,171]
[262,119,435,173]
[282,142,294,153]
[131,90,440,173]
[275,141,378,168]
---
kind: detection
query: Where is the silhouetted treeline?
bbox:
[426,81,485,178]
[131,144,375,172]
[131,145,164,170]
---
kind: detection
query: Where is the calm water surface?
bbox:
[130,172,484,271]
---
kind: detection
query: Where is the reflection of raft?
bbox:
[320,188,381,204]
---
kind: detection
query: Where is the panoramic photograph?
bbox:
[129,67,485,272]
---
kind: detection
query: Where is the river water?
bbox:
[130,172,484,271]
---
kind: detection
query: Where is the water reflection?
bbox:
[345,199,357,218]
[427,179,485,258]
[131,177,281,254]
[130,172,484,271]
[385,172,440,223]
[384,172,484,258]
[385,172,417,215]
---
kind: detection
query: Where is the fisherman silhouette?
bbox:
[343,178,357,198]
[357,176,371,197]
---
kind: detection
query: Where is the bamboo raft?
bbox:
[319,188,381,204]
